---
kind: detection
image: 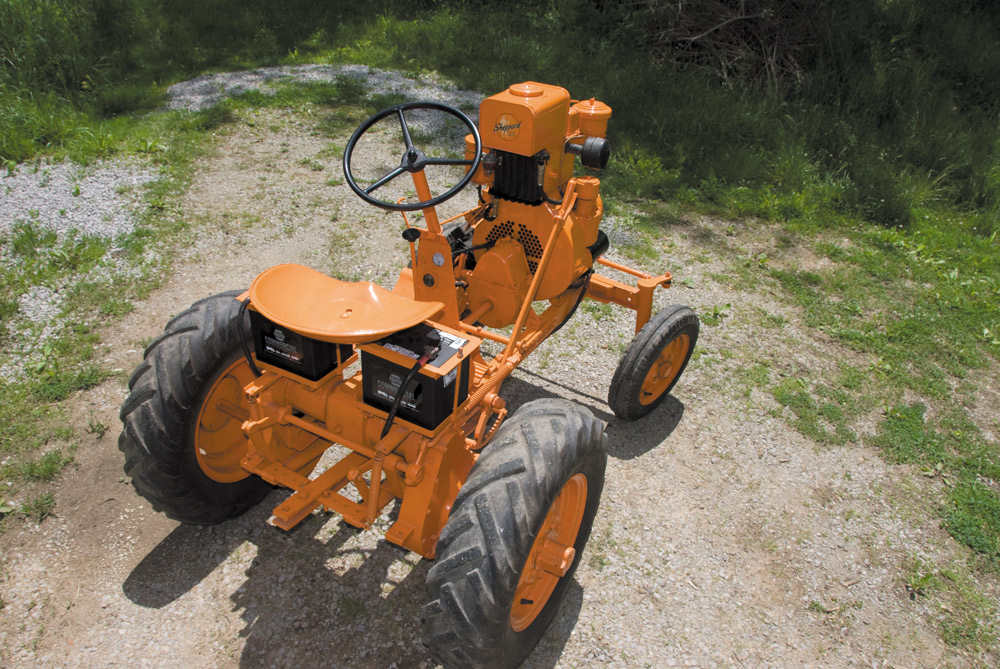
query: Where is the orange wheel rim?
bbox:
[510,473,588,632]
[194,358,254,483]
[639,333,690,406]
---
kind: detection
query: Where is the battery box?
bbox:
[360,323,480,431]
[249,310,354,381]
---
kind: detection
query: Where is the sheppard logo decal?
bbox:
[494,113,521,141]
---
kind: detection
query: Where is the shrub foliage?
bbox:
[2,0,1000,223]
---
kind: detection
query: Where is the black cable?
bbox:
[380,362,422,439]
[238,297,263,377]
[379,345,440,439]
[452,239,496,257]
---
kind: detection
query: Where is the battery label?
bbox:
[438,331,467,350]
[375,377,421,410]
[264,334,303,362]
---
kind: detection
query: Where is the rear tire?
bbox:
[118,291,271,524]
[422,399,607,668]
[608,304,699,421]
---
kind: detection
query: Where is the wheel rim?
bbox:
[639,333,690,406]
[195,358,254,483]
[510,473,588,632]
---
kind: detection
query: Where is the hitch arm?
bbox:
[586,262,672,333]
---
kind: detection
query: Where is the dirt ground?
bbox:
[1,103,997,668]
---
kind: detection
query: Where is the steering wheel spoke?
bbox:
[397,108,416,152]
[364,166,406,194]
[343,101,482,212]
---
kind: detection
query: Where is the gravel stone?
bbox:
[166,63,482,113]
[0,161,159,239]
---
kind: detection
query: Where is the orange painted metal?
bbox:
[640,333,691,405]
[227,82,680,561]
[586,270,673,333]
[480,83,570,200]
[470,199,592,302]
[195,357,256,482]
[465,237,531,328]
[195,357,326,483]
[250,263,444,344]
[510,472,587,632]
[410,230,463,328]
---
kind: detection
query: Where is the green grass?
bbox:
[18,492,57,524]
[705,198,1000,570]
[0,105,239,529]
[734,362,771,397]
[901,555,998,651]
[700,303,731,328]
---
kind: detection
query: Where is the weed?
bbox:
[87,414,109,440]
[20,493,56,523]
[298,157,325,172]
[700,303,731,327]
[937,566,998,650]
[31,364,107,402]
[771,377,857,446]
[581,301,614,322]
[872,404,943,466]
[11,450,73,482]
[904,559,938,599]
[735,363,771,396]
[762,313,788,329]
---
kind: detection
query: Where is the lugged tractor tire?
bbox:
[422,398,607,669]
[608,304,699,421]
[118,290,271,525]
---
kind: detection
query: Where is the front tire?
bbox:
[118,291,271,524]
[608,304,699,421]
[422,399,607,668]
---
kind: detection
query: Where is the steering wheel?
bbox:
[343,101,482,212]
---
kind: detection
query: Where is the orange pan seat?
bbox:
[249,264,444,344]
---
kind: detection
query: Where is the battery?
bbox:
[249,310,353,381]
[360,323,478,430]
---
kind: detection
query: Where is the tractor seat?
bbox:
[249,263,444,344]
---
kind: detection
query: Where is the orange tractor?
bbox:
[119,82,699,667]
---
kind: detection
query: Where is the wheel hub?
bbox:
[639,333,690,405]
[510,473,588,632]
[195,358,255,483]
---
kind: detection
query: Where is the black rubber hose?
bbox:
[238,297,263,377]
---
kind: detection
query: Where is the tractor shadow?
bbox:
[120,371,679,665]
[123,492,580,668]
[501,371,685,460]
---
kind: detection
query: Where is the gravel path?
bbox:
[0,69,997,668]
[0,160,161,382]
[165,64,481,113]
[0,161,159,239]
